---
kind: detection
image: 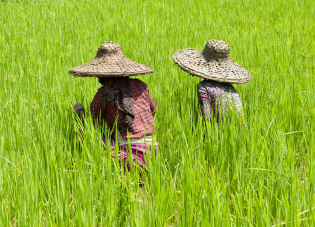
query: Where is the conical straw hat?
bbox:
[69,40,154,77]
[172,40,251,84]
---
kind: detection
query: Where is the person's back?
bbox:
[90,78,157,140]
[69,40,157,171]
[197,80,242,123]
[172,39,251,124]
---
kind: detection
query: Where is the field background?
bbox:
[1,0,314,226]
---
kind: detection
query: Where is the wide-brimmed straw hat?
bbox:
[69,40,153,77]
[172,40,251,83]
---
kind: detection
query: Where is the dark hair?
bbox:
[98,77,129,85]
[98,77,106,85]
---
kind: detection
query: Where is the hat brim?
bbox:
[69,56,154,77]
[172,49,251,84]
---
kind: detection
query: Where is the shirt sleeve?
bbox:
[197,83,212,120]
[147,87,157,115]
[90,87,105,124]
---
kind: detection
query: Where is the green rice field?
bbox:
[0,0,314,225]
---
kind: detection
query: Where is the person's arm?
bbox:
[90,87,105,125]
[147,87,157,115]
[197,83,212,120]
[74,101,85,124]
[230,86,243,115]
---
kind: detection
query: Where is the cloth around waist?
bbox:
[115,131,158,146]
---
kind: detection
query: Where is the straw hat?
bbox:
[172,40,251,83]
[69,40,154,77]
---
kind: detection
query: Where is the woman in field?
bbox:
[172,40,251,124]
[69,40,157,171]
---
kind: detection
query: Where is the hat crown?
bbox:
[69,40,154,77]
[203,40,230,60]
[96,40,124,58]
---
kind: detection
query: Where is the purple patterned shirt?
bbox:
[197,80,242,123]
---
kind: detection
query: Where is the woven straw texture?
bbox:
[172,40,251,84]
[69,40,153,77]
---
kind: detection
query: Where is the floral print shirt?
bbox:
[197,80,242,123]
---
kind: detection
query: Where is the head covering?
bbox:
[69,40,153,138]
[99,77,134,137]
[172,40,251,84]
[69,40,153,77]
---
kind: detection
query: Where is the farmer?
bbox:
[69,40,157,171]
[172,40,251,124]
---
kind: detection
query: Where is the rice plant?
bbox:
[0,0,314,225]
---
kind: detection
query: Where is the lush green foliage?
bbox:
[0,0,314,225]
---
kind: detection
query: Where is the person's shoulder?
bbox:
[198,80,215,85]
[197,80,209,89]
[130,78,148,89]
[198,80,223,88]
[97,85,105,92]
[93,86,105,96]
